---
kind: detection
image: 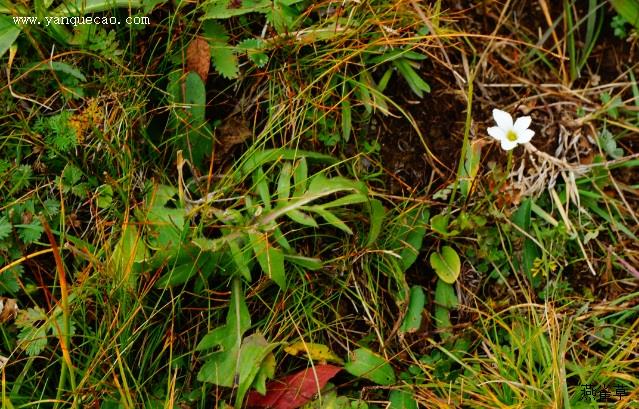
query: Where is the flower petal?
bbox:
[487,126,506,141]
[513,116,532,132]
[518,129,535,143]
[500,138,518,151]
[493,109,513,129]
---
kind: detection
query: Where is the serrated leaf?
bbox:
[429,246,460,284]
[344,348,395,385]
[0,217,11,240]
[16,220,44,244]
[211,44,239,79]
[18,325,48,356]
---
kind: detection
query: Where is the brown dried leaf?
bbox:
[186,37,210,82]
[0,297,19,323]
[215,116,252,160]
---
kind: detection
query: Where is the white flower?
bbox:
[487,109,535,151]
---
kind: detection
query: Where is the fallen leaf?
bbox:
[186,37,210,82]
[215,116,252,161]
[246,364,342,409]
[284,341,344,364]
[0,297,18,323]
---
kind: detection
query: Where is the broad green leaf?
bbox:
[196,281,250,352]
[201,0,270,19]
[388,390,418,409]
[394,207,429,272]
[110,224,148,288]
[267,0,300,34]
[236,334,278,406]
[429,246,461,284]
[184,71,206,123]
[434,279,457,309]
[344,348,396,385]
[611,0,639,28]
[0,16,20,59]
[434,280,456,341]
[253,352,276,395]
[249,232,286,289]
[399,286,425,334]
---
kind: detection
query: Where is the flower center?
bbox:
[506,130,518,141]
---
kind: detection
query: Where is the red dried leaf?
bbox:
[246,364,342,409]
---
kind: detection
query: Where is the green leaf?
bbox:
[16,220,44,244]
[365,199,385,247]
[434,279,457,309]
[0,216,11,240]
[308,206,352,234]
[429,246,461,284]
[229,239,252,281]
[197,280,251,387]
[236,334,278,405]
[211,44,239,79]
[399,286,425,334]
[201,0,270,19]
[30,61,86,81]
[392,59,430,98]
[284,254,322,270]
[344,348,396,385]
[388,390,418,409]
[394,207,429,272]
[253,352,276,395]
[184,71,206,123]
[286,209,319,228]
[95,184,113,209]
[268,0,300,34]
[512,198,532,231]
[434,279,456,340]
[249,232,286,289]
[611,0,639,29]
[277,162,292,203]
[341,99,352,142]
[0,15,20,59]
[237,38,268,67]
